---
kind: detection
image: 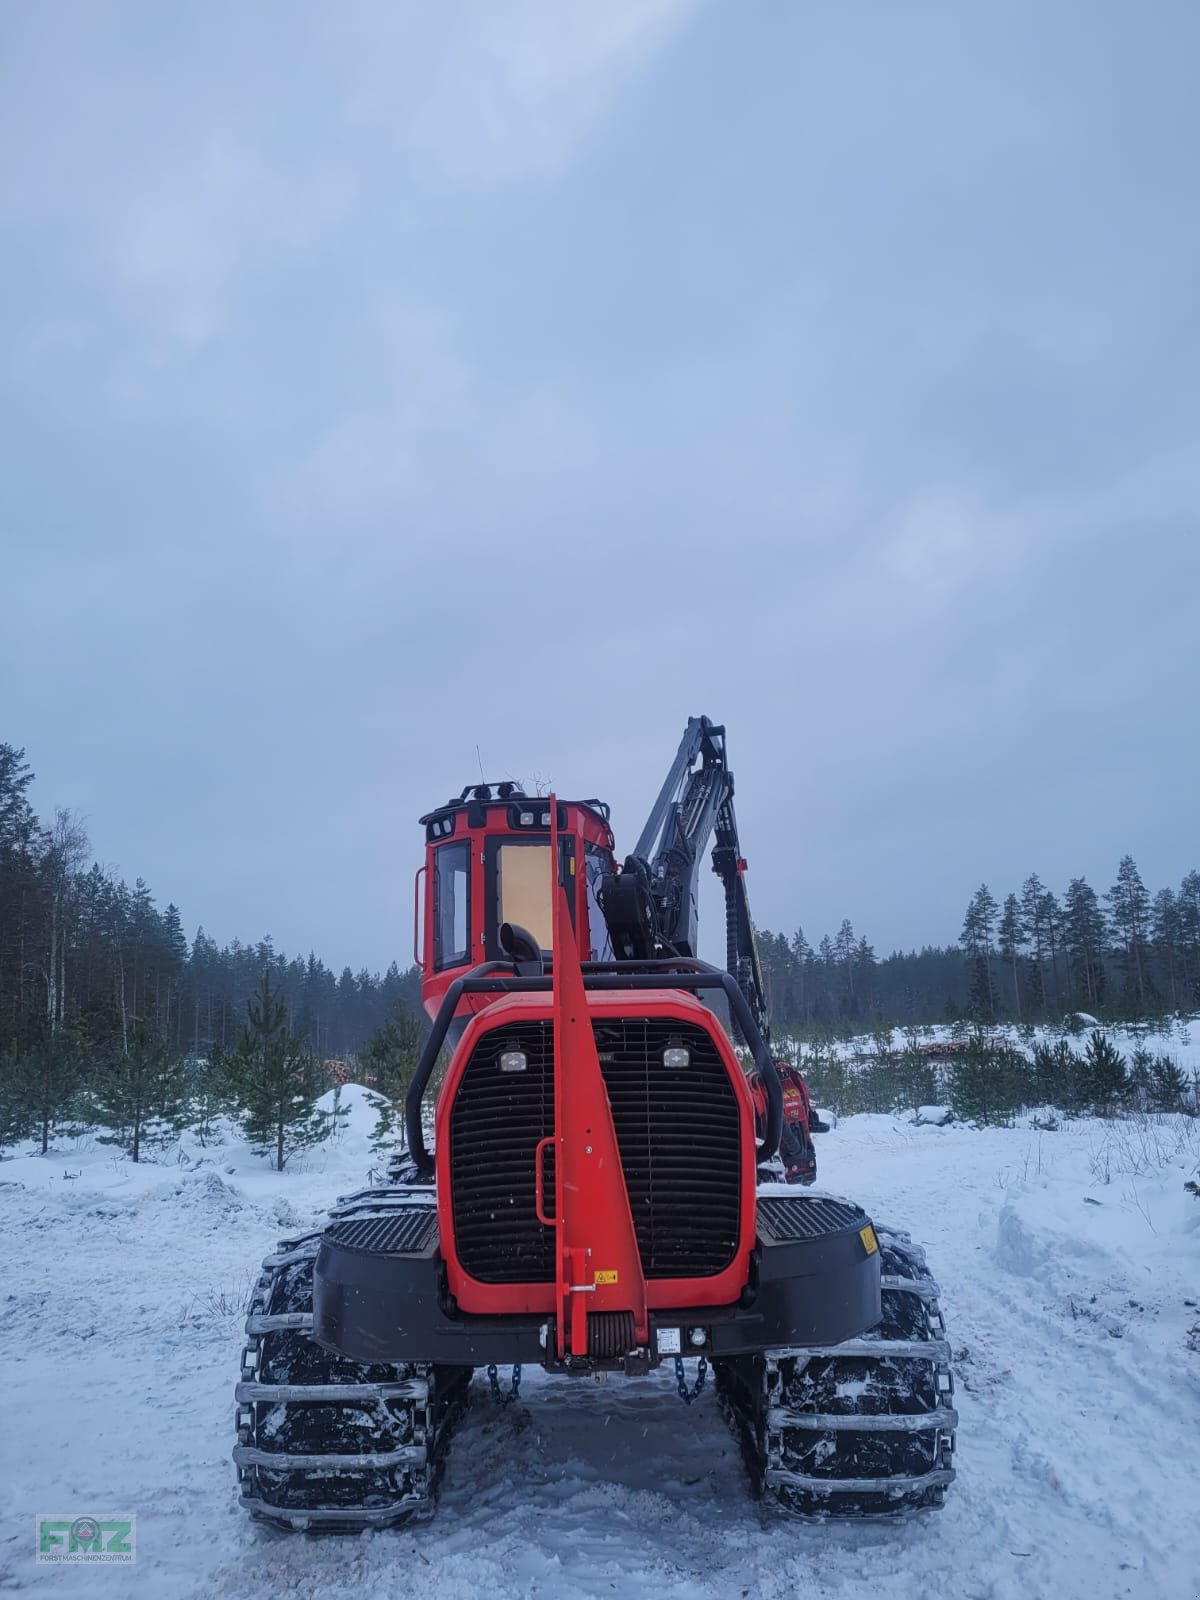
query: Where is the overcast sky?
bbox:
[3,1,1197,974]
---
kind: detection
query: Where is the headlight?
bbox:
[499,1050,528,1073]
[662,1046,690,1068]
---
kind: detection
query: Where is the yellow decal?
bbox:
[859,1225,879,1256]
[593,1270,619,1285]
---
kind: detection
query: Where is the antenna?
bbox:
[476,744,485,784]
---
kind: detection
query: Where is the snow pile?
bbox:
[316,1081,390,1165]
[912,1104,953,1125]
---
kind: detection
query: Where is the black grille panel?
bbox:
[595,1018,741,1278]
[325,1209,438,1254]
[757,1195,865,1243]
[449,1022,555,1284]
[448,1016,742,1285]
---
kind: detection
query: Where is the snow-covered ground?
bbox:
[2,1087,1198,1600]
[793,1014,1200,1078]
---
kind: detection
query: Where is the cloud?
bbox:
[401,0,696,179]
[2,1,1198,971]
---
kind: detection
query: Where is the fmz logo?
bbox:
[37,1515,136,1562]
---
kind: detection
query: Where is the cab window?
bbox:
[496,842,554,951]
[585,845,614,961]
[434,840,470,969]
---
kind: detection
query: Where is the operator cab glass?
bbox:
[495,841,554,951]
[433,840,470,969]
[483,834,577,957]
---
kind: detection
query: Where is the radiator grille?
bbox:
[449,1022,556,1284]
[595,1018,741,1278]
[448,1016,742,1285]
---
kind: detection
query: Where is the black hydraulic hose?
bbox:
[404,958,784,1174]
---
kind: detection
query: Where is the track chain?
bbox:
[716,1224,957,1517]
[233,1176,471,1532]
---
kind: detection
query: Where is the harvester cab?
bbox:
[233,719,957,1532]
[414,783,618,1025]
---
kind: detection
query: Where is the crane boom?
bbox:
[600,716,769,1041]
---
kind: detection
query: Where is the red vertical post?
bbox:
[548,797,647,1360]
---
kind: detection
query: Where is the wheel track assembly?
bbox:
[234,1176,471,1532]
[716,1225,957,1516]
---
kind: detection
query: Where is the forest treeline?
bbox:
[0,744,420,1063]
[3,739,1198,1081]
[758,859,1200,1036]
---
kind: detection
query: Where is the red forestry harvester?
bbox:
[233,718,956,1529]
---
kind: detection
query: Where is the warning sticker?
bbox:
[859,1225,879,1255]
[593,1270,619,1286]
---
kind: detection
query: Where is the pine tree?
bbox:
[0,745,48,1053]
[1148,1053,1188,1112]
[1106,856,1151,1010]
[360,1002,423,1096]
[790,928,812,1025]
[1127,1047,1154,1110]
[895,1032,938,1110]
[997,894,1024,1018]
[1020,874,1050,1015]
[359,1001,424,1154]
[0,1046,28,1147]
[1032,1038,1083,1110]
[1063,876,1106,1009]
[1150,889,1183,1012]
[834,919,858,1016]
[1177,870,1200,1004]
[960,886,999,1019]
[1039,888,1064,1012]
[90,1027,187,1162]
[159,903,189,1048]
[22,1031,84,1153]
[949,1027,1026,1125]
[186,1053,229,1147]
[1080,1031,1128,1115]
[0,745,40,846]
[223,971,342,1170]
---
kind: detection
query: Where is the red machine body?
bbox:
[420,791,759,1356]
[433,985,759,1324]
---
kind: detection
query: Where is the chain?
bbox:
[486,1363,522,1405]
[674,1354,708,1405]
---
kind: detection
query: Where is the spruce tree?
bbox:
[223,970,342,1170]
